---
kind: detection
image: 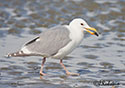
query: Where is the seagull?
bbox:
[6,18,99,76]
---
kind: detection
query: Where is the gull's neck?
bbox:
[65,25,84,45]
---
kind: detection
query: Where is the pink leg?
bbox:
[40,57,47,76]
[60,59,79,76]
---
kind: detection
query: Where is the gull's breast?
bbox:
[52,26,84,59]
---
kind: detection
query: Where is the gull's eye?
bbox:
[80,23,84,26]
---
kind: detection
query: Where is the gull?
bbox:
[6,18,99,76]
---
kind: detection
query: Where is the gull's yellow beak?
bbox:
[85,27,99,36]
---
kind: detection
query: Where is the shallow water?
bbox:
[0,0,125,88]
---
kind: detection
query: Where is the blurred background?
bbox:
[0,0,124,88]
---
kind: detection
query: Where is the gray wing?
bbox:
[23,26,71,57]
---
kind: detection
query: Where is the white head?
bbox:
[69,18,99,36]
